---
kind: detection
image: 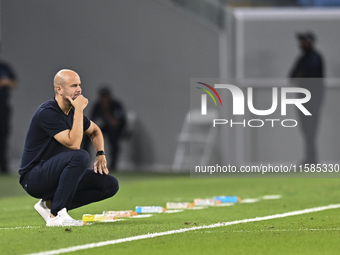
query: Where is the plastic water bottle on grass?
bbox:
[213,196,241,203]
[103,210,137,217]
[194,199,221,206]
[135,206,166,213]
[166,202,195,209]
[82,214,117,222]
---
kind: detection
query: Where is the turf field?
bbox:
[1,173,340,255]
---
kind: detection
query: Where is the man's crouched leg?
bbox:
[67,167,119,210]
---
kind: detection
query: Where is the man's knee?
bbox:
[106,176,119,198]
[70,149,90,168]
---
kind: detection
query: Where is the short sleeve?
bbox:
[39,108,69,137]
[84,115,91,131]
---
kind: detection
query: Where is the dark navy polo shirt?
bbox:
[19,98,91,180]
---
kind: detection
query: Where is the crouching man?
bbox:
[19,69,119,226]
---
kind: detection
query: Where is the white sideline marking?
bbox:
[131,214,153,218]
[165,210,184,213]
[187,207,207,210]
[216,203,234,207]
[240,198,260,203]
[201,228,340,233]
[100,219,124,222]
[25,204,340,255]
[0,226,41,230]
[263,195,282,200]
[231,228,340,232]
[1,205,32,211]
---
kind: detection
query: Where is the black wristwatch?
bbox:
[96,150,105,157]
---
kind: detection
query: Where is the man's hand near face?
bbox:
[66,95,88,110]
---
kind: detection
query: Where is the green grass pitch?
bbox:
[1,173,340,255]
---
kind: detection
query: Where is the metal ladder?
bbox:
[172,109,219,171]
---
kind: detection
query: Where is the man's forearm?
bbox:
[68,108,84,149]
[90,126,105,152]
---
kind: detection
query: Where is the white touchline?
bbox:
[200,228,340,233]
[26,204,340,255]
[263,195,282,200]
[0,226,41,230]
[1,205,32,211]
[240,198,260,203]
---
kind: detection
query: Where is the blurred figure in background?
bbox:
[289,31,324,165]
[83,86,126,171]
[0,53,17,175]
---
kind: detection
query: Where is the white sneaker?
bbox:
[46,208,84,227]
[34,199,50,222]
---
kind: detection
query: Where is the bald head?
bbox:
[54,69,80,90]
[53,69,82,100]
